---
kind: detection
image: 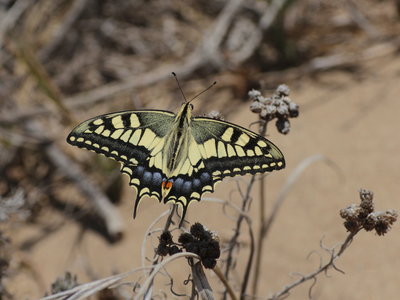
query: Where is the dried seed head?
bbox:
[276,84,290,97]
[168,245,181,255]
[340,204,361,221]
[206,110,224,120]
[156,243,170,256]
[340,189,397,236]
[374,210,398,235]
[363,213,377,231]
[359,189,374,201]
[178,232,194,244]
[250,101,263,113]
[159,231,173,245]
[344,220,360,233]
[248,89,262,100]
[288,102,299,118]
[249,85,298,135]
[276,118,290,135]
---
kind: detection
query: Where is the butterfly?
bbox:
[67,95,285,224]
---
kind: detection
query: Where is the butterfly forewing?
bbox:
[191,117,285,182]
[67,110,176,215]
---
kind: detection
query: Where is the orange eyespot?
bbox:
[162,180,173,190]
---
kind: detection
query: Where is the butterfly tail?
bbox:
[133,194,141,219]
[178,204,188,228]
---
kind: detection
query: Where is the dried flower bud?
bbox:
[288,102,299,118]
[276,118,290,135]
[249,86,298,135]
[276,103,289,117]
[178,232,194,244]
[250,101,263,113]
[202,258,217,269]
[159,231,173,245]
[265,104,277,116]
[168,245,181,255]
[276,84,290,97]
[363,213,377,231]
[359,189,374,201]
[340,204,360,220]
[156,243,169,256]
[344,220,360,233]
[248,89,262,99]
[373,210,398,235]
[206,110,224,120]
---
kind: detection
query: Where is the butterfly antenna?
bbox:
[172,72,188,103]
[188,81,217,103]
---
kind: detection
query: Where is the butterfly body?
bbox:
[67,101,285,222]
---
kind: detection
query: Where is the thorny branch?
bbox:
[268,230,360,300]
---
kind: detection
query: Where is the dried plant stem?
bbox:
[213,266,237,300]
[252,119,268,295]
[192,261,214,300]
[144,204,178,299]
[135,252,200,300]
[269,229,361,300]
[240,215,255,300]
[223,175,255,300]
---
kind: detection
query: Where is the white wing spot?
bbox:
[226,144,236,157]
[120,129,133,142]
[235,146,245,157]
[191,192,200,199]
[93,119,103,125]
[247,149,255,156]
[111,129,124,139]
[69,136,76,142]
[111,116,124,129]
[102,129,111,137]
[254,146,263,156]
[129,129,142,145]
[140,187,150,196]
[258,140,267,148]
[122,167,132,175]
[130,178,140,185]
[130,114,140,127]
[94,125,104,134]
[138,129,156,148]
[204,139,217,157]
[221,127,234,142]
[237,133,250,146]
[217,141,227,157]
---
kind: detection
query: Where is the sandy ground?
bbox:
[4,53,400,299]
